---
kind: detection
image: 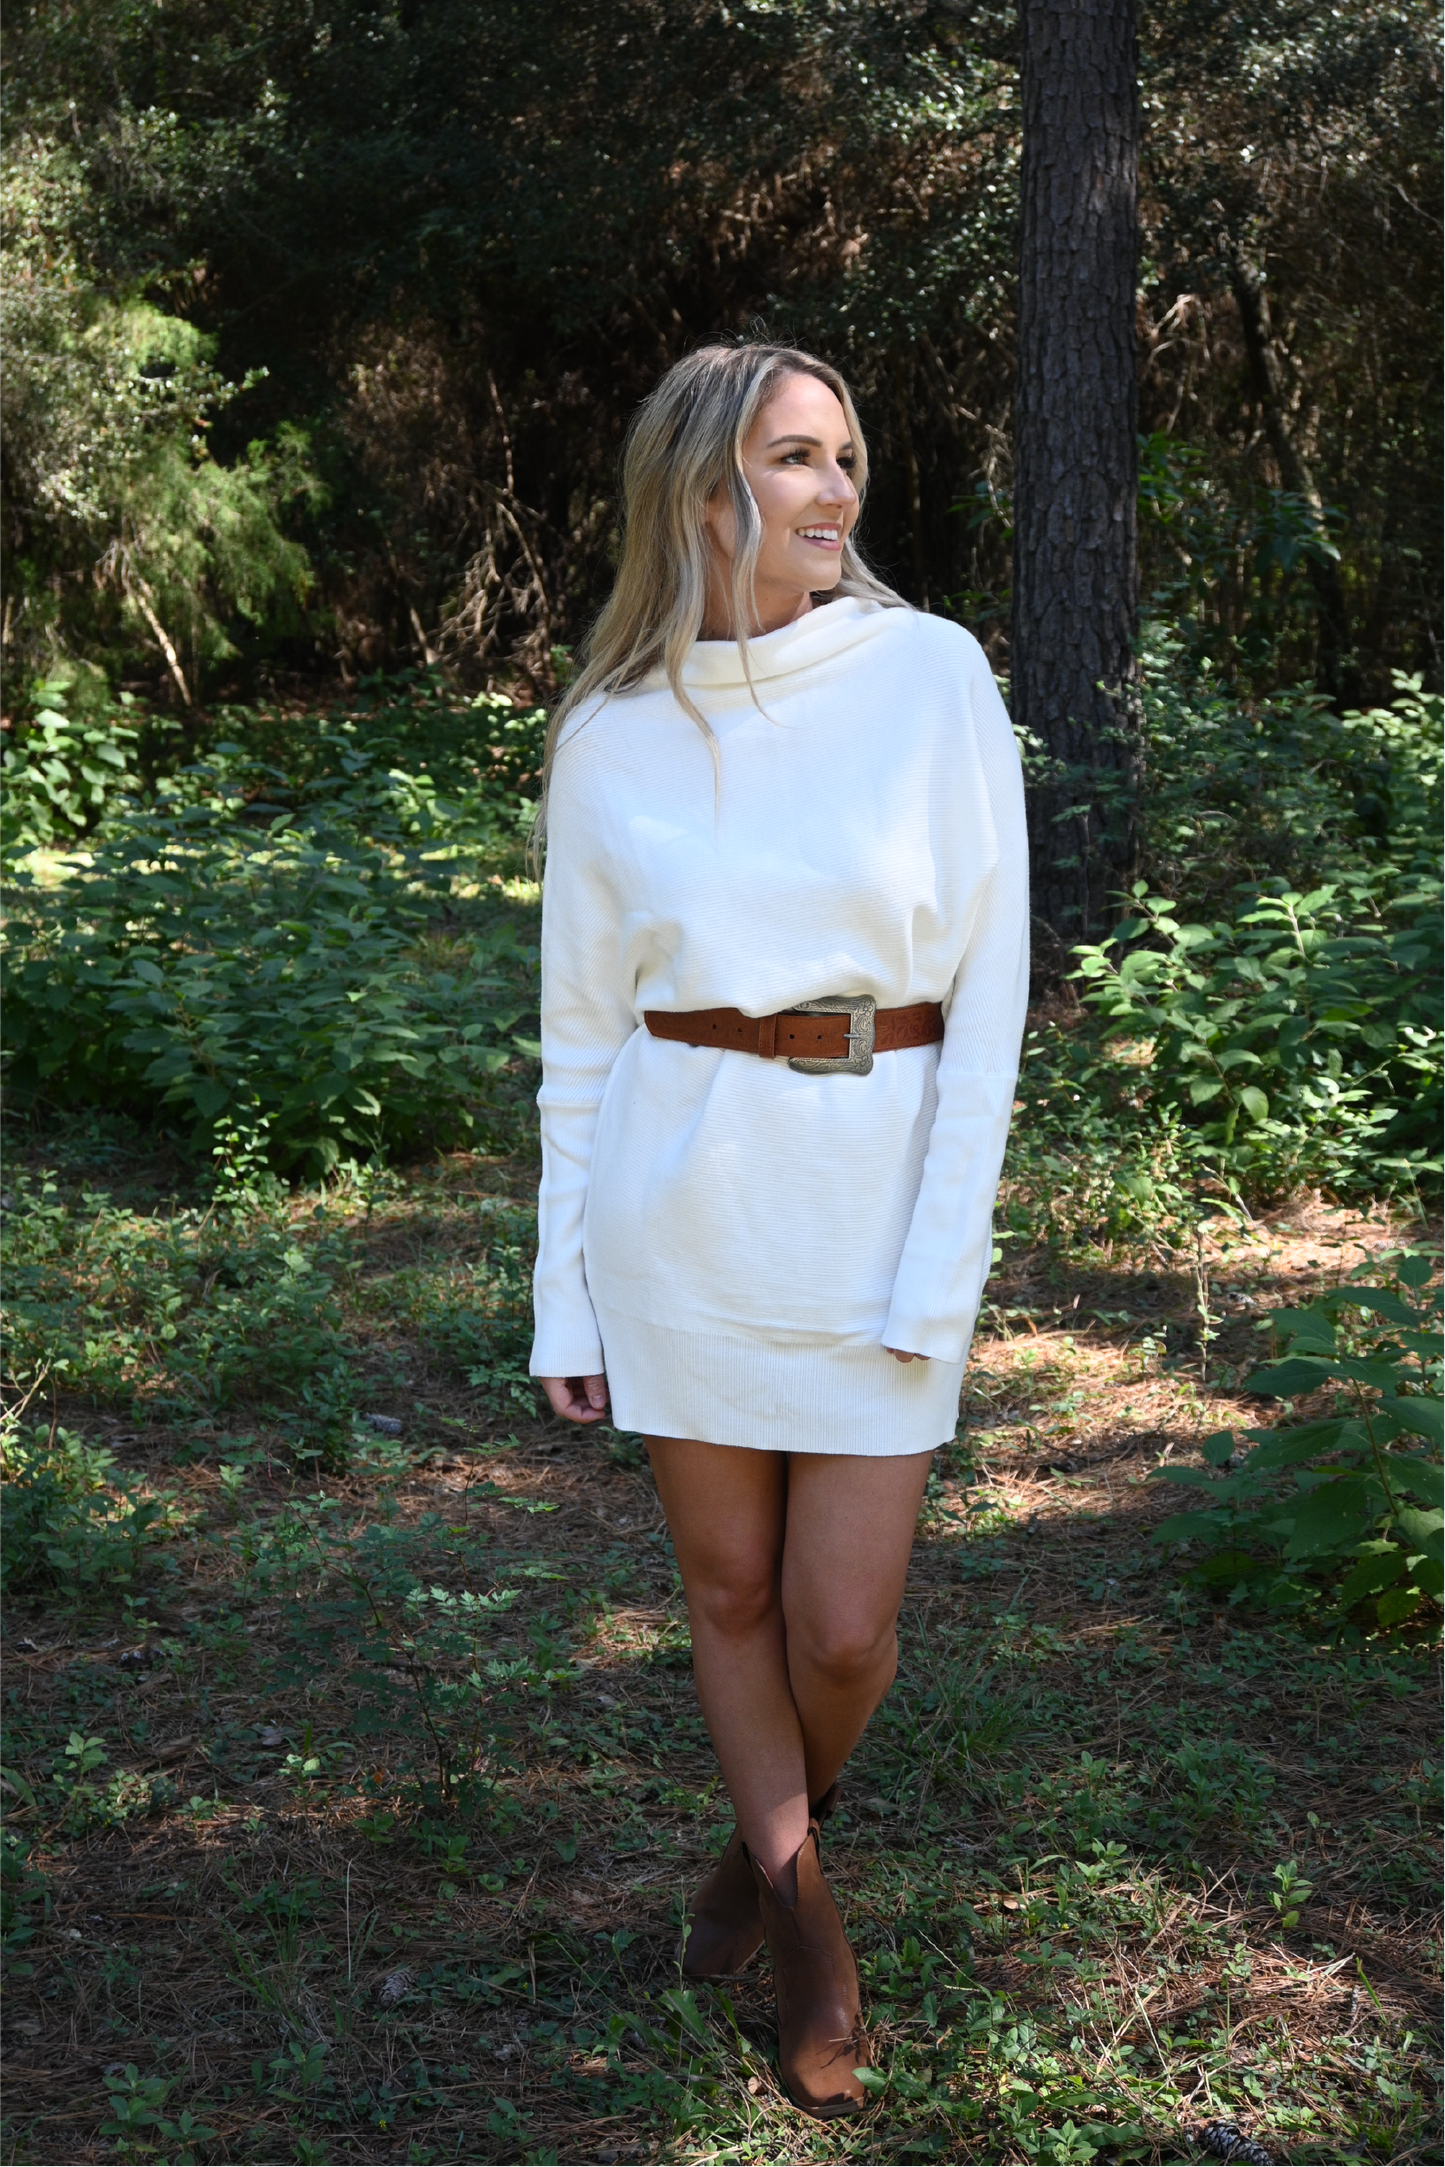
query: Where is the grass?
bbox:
[1,1105,1439,2166]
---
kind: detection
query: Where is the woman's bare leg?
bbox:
[645,1438,809,1891]
[780,1450,934,1804]
[646,1436,934,1897]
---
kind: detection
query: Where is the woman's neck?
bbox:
[700,579,816,642]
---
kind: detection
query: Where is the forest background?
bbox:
[3,0,1442,717]
[1,4,1442,2166]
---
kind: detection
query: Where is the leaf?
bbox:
[1391,1506,1444,1562]
[1397,1256,1435,1289]
[657,1986,709,2039]
[1238,1085,1270,1121]
[1246,1354,1402,1396]
[0,1765,39,1813]
[1378,1395,1443,1448]
[1390,1327,1442,1361]
[1335,1285,1421,1326]
[1381,1454,1443,1509]
[1266,1306,1336,1351]
[191,1079,232,1120]
[1337,1547,1409,1607]
[1375,1587,1422,1628]
[1243,1420,1366,1474]
[1283,1477,1376,1562]
[1200,1430,1236,1467]
[1243,1356,1334,1396]
[1407,1554,1444,1600]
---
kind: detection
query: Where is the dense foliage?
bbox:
[2,679,545,1173]
[4,644,1438,1234]
[1002,655,1441,1245]
[1152,1258,1443,1629]
[2,0,1438,712]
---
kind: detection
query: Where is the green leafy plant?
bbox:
[0,1826,52,1954]
[1269,1856,1314,1930]
[0,1413,175,1598]
[1071,867,1440,1196]
[99,2063,217,2165]
[0,687,144,852]
[1152,1256,1442,1625]
[999,666,1443,1253]
[1,735,538,1173]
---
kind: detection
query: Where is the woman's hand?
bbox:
[539,1373,609,1422]
[885,1348,929,1364]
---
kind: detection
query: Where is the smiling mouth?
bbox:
[798,526,842,545]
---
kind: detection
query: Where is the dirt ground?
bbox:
[2,1164,1440,2166]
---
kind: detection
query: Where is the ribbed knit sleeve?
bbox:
[528,732,638,1378]
[881,647,1029,1364]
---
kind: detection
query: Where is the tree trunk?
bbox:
[1013,0,1140,946]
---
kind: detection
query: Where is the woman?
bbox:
[530,342,1028,2117]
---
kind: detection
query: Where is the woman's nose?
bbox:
[817,462,857,508]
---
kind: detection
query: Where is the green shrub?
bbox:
[204,672,547,831]
[0,1172,363,1447]
[0,686,145,853]
[1069,863,1440,1195]
[1137,645,1443,914]
[1002,668,1443,1242]
[0,1417,174,1599]
[2,732,539,1173]
[1151,1255,1443,1627]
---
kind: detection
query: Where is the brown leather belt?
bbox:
[644,996,943,1077]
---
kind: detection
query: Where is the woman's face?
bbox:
[704,371,860,635]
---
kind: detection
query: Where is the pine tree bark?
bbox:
[1013,0,1140,947]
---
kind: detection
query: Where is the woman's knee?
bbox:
[688,1561,780,1643]
[789,1606,897,1688]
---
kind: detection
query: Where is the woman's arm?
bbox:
[882,641,1030,1363]
[528,736,637,1406]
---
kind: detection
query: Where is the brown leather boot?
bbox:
[681,1783,840,1982]
[749,1821,869,2117]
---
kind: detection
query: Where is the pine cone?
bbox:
[1196,2120,1275,2165]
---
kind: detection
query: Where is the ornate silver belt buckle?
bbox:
[787,994,876,1076]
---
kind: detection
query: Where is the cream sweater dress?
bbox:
[528,596,1029,1454]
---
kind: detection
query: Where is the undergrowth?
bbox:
[2,677,545,1175]
[1005,661,1441,1250]
[0,1129,1439,2163]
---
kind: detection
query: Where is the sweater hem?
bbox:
[596,1308,964,1456]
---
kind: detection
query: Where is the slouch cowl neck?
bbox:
[642,595,898,692]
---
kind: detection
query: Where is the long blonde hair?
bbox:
[532,342,903,852]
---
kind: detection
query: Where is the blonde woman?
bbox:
[529,343,1027,2117]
